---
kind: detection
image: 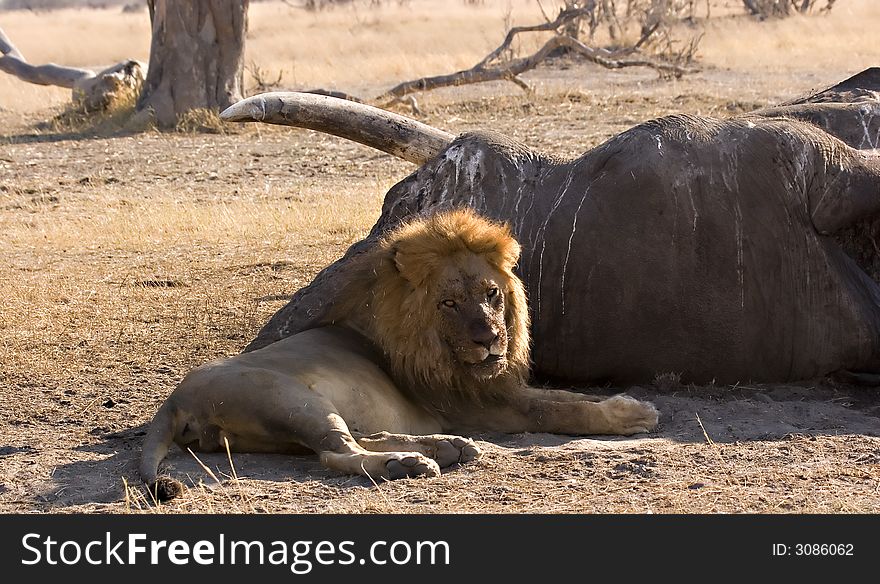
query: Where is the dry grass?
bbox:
[698,0,880,73]
[2,0,878,117]
[0,158,384,384]
[0,0,553,114]
[2,195,376,250]
[36,79,142,135]
[247,0,553,94]
[173,108,229,134]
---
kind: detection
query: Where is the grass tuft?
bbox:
[39,82,142,135]
[175,108,229,135]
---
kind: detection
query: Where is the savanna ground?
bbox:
[1,0,879,514]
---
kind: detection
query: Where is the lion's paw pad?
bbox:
[385,454,441,479]
[434,437,482,467]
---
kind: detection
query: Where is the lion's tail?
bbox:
[139,400,185,501]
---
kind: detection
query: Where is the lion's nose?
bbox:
[470,323,499,349]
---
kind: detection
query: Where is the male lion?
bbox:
[140,208,659,500]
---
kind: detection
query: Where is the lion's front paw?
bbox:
[432,436,482,467]
[602,395,659,435]
[381,452,442,480]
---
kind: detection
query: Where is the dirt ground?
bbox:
[2,2,880,514]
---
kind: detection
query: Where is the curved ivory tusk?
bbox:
[220,92,455,165]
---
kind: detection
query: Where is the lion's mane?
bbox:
[326,208,531,410]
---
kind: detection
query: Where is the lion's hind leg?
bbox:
[318,428,442,481]
[356,432,482,468]
[232,387,441,481]
[295,411,442,481]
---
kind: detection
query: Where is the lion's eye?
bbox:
[441,299,456,308]
[487,287,499,299]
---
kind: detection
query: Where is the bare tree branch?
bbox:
[377,25,696,104]
[0,26,96,88]
[0,27,24,60]
[1,26,146,113]
[556,34,698,76]
[476,6,592,69]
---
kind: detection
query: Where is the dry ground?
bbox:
[1,0,879,514]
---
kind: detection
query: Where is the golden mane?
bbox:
[327,208,531,409]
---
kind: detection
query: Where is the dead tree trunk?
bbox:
[137,0,249,127]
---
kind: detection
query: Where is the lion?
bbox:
[140,208,659,500]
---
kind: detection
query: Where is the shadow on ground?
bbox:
[26,382,880,509]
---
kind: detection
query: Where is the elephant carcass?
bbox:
[221,68,880,385]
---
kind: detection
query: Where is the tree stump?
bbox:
[137,0,248,127]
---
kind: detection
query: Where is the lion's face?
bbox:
[336,208,531,405]
[431,256,509,379]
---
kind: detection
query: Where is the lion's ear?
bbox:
[391,246,404,273]
[391,246,423,285]
[392,247,413,279]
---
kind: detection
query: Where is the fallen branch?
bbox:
[377,29,696,104]
[302,88,366,103]
[375,6,697,105]
[0,25,146,112]
[0,26,95,88]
